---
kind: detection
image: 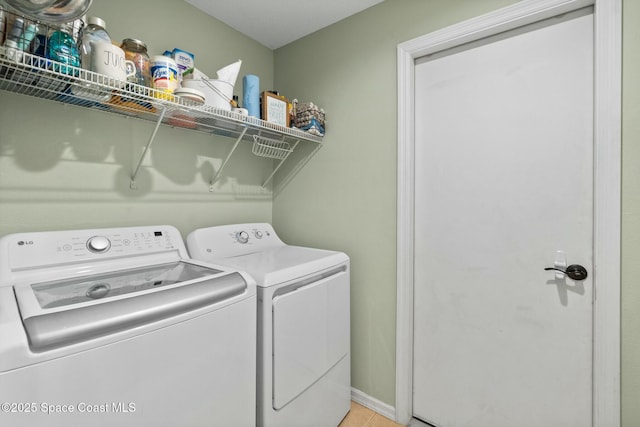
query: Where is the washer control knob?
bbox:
[87,236,111,253]
[235,231,249,244]
[254,230,263,239]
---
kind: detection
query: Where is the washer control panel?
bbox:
[4,226,183,271]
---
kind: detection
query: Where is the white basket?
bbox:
[252,135,293,160]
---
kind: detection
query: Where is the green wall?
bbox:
[274,0,639,425]
[1,0,637,424]
[622,0,640,425]
[0,0,275,238]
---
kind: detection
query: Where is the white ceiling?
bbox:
[183,0,384,49]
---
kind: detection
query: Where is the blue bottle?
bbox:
[47,25,80,76]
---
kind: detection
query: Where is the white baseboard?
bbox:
[350,388,396,422]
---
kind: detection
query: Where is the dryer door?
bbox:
[272,266,349,410]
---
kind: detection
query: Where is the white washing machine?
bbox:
[187,223,351,427]
[0,225,256,427]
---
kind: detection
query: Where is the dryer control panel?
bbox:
[1,226,184,271]
[234,227,273,245]
[187,223,284,259]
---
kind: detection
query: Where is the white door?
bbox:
[413,9,594,427]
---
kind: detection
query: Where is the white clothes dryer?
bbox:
[0,225,256,427]
[187,223,351,427]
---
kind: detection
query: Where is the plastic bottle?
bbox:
[3,17,24,63]
[4,16,24,45]
[78,16,111,69]
[31,25,50,58]
[18,23,38,51]
[47,23,80,75]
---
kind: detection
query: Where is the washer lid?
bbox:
[216,245,348,287]
[28,261,221,309]
[14,261,248,352]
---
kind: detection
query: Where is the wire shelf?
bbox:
[0,48,323,145]
[252,135,293,160]
[0,6,323,191]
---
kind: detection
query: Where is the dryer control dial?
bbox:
[235,231,249,244]
[254,230,263,239]
[87,236,111,253]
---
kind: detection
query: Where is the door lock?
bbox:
[544,264,588,281]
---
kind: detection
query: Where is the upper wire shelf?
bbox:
[0,46,323,146]
[0,7,323,191]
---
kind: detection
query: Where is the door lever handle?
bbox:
[544,264,588,281]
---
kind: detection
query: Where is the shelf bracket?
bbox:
[209,126,249,191]
[130,106,167,190]
[261,139,299,188]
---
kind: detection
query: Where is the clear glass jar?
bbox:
[79,16,111,69]
[121,38,151,87]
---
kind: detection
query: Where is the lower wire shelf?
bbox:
[252,135,294,160]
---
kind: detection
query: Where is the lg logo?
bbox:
[17,241,34,246]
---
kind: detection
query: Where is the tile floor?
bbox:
[338,401,406,427]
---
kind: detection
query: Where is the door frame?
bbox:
[395,0,621,425]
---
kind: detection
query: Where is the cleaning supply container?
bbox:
[182,78,233,111]
[151,55,178,99]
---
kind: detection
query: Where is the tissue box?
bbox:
[172,48,195,83]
